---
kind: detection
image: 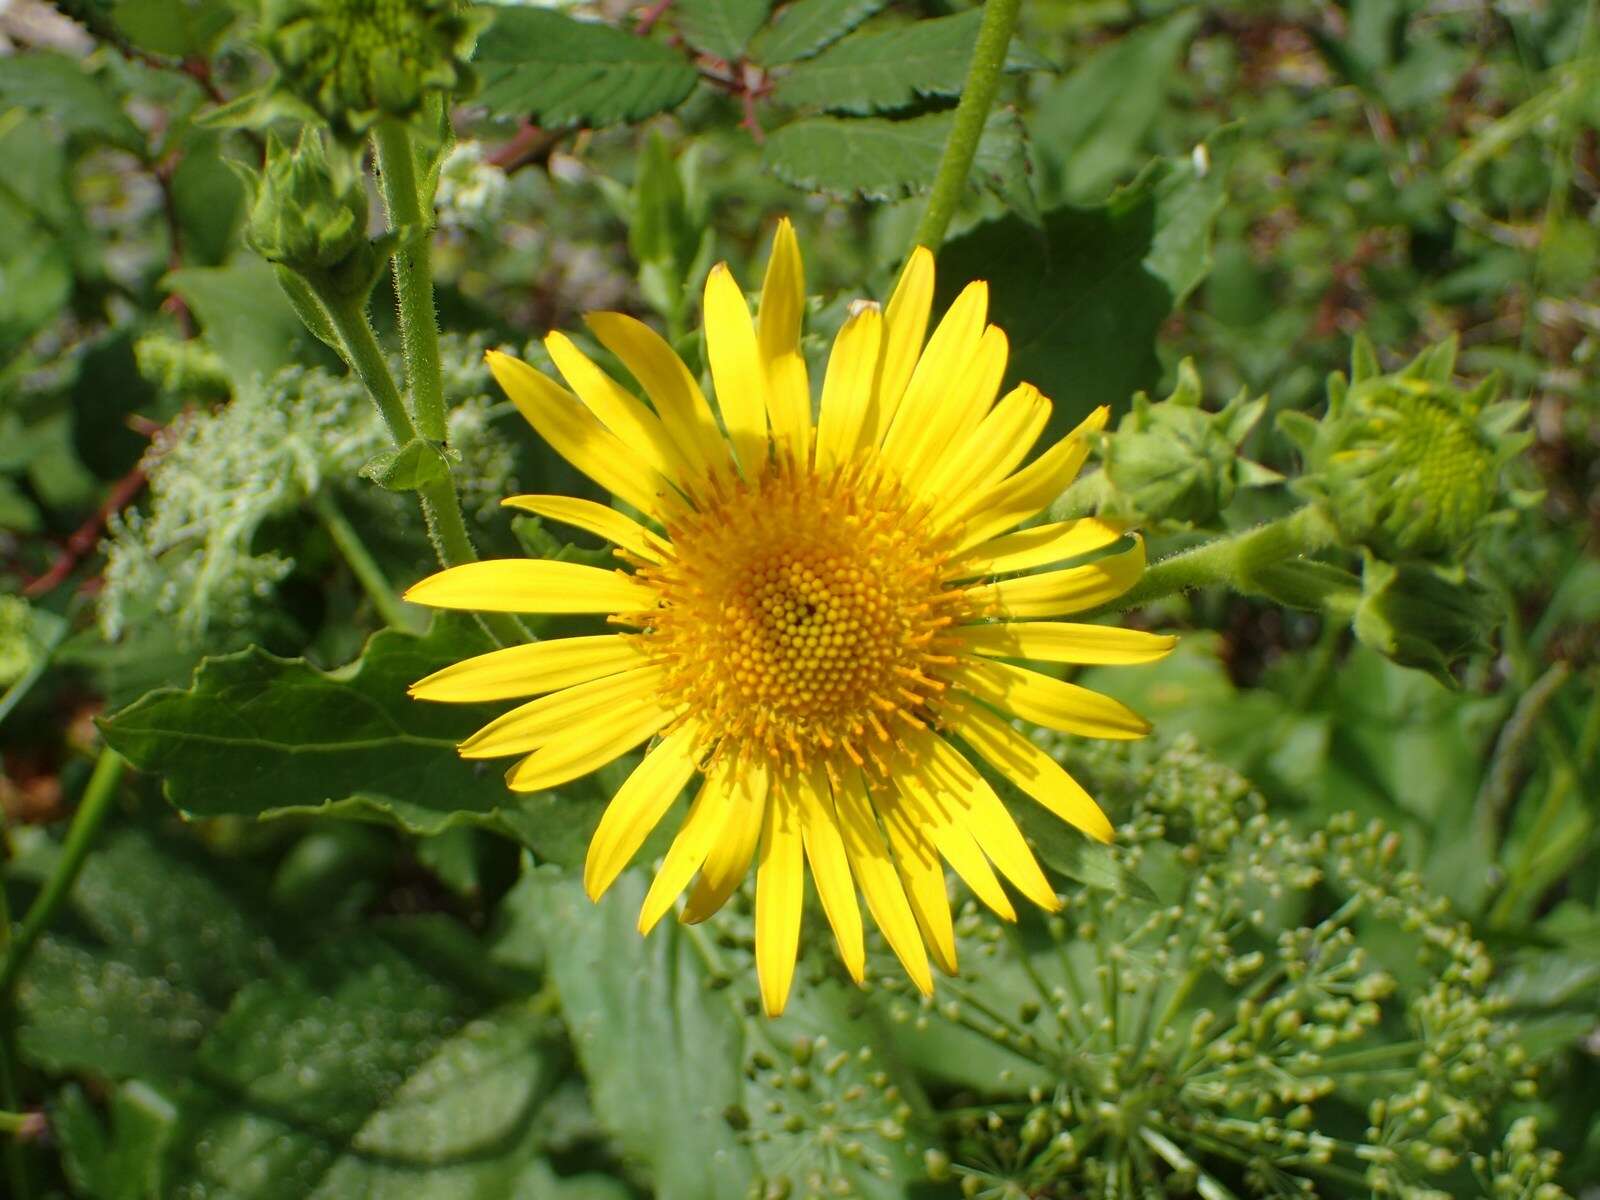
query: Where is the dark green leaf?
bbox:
[169,131,246,267]
[1029,9,1200,204]
[0,52,144,154]
[1009,800,1157,902]
[764,109,1025,203]
[935,151,1224,430]
[70,332,159,480]
[749,0,888,65]
[54,1081,178,1200]
[98,619,605,856]
[674,0,771,61]
[476,9,699,128]
[772,10,1044,114]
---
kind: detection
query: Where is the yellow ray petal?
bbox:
[584,721,702,901]
[951,658,1150,740]
[584,311,729,476]
[504,702,675,794]
[501,495,669,563]
[832,768,932,995]
[903,324,1008,494]
[879,787,958,976]
[922,736,1059,913]
[404,559,656,614]
[963,539,1146,619]
[703,263,769,474]
[486,350,667,518]
[880,282,988,478]
[638,756,737,933]
[682,759,769,923]
[869,246,934,446]
[409,634,649,703]
[945,408,1109,550]
[953,622,1177,667]
[758,218,812,462]
[944,698,1114,842]
[545,331,693,483]
[755,773,805,1016]
[813,303,884,473]
[895,770,1015,921]
[459,666,668,759]
[922,382,1051,503]
[947,517,1130,580]
[797,764,864,982]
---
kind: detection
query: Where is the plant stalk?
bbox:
[311,490,422,631]
[322,294,418,445]
[373,120,447,443]
[912,0,1023,251]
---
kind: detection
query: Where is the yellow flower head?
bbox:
[406,221,1172,1015]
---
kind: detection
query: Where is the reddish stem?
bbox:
[23,465,149,598]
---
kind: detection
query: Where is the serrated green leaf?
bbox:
[0,52,144,154]
[935,151,1224,432]
[360,437,453,491]
[97,619,605,858]
[772,10,1044,113]
[749,0,888,65]
[674,0,771,61]
[764,109,1025,202]
[476,9,699,127]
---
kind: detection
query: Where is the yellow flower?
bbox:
[405,221,1172,1015]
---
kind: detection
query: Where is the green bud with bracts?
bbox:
[243,127,368,277]
[1280,335,1535,563]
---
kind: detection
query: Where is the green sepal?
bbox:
[360,438,453,491]
[1351,553,1495,686]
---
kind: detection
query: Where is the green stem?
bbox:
[373,120,446,443]
[311,490,422,632]
[0,1111,37,1136]
[0,750,124,1000]
[417,478,526,646]
[322,295,418,445]
[911,0,1022,251]
[1097,506,1340,614]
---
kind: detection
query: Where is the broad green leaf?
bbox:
[1030,9,1200,204]
[935,151,1224,431]
[512,867,754,1200]
[1009,799,1157,903]
[17,826,577,1197]
[163,258,307,386]
[360,437,453,491]
[772,10,1046,114]
[674,0,771,61]
[0,52,144,154]
[98,619,608,860]
[475,9,699,128]
[765,109,1027,203]
[513,868,937,1200]
[749,0,888,65]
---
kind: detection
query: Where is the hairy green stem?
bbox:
[322,295,418,444]
[911,0,1022,251]
[1097,506,1340,614]
[311,490,422,632]
[374,121,446,443]
[418,479,525,646]
[0,751,125,1000]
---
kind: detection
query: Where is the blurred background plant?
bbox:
[0,0,1595,1196]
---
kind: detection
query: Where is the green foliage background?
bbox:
[0,0,1596,1197]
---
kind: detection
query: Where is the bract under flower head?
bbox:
[405,221,1173,1014]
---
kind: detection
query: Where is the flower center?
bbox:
[631,460,969,774]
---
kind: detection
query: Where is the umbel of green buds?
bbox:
[245,128,368,276]
[1092,359,1281,526]
[1280,336,1533,561]
[261,0,484,137]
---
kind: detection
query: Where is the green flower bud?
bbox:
[1280,335,1533,562]
[245,128,369,275]
[1092,359,1281,527]
[261,0,486,138]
